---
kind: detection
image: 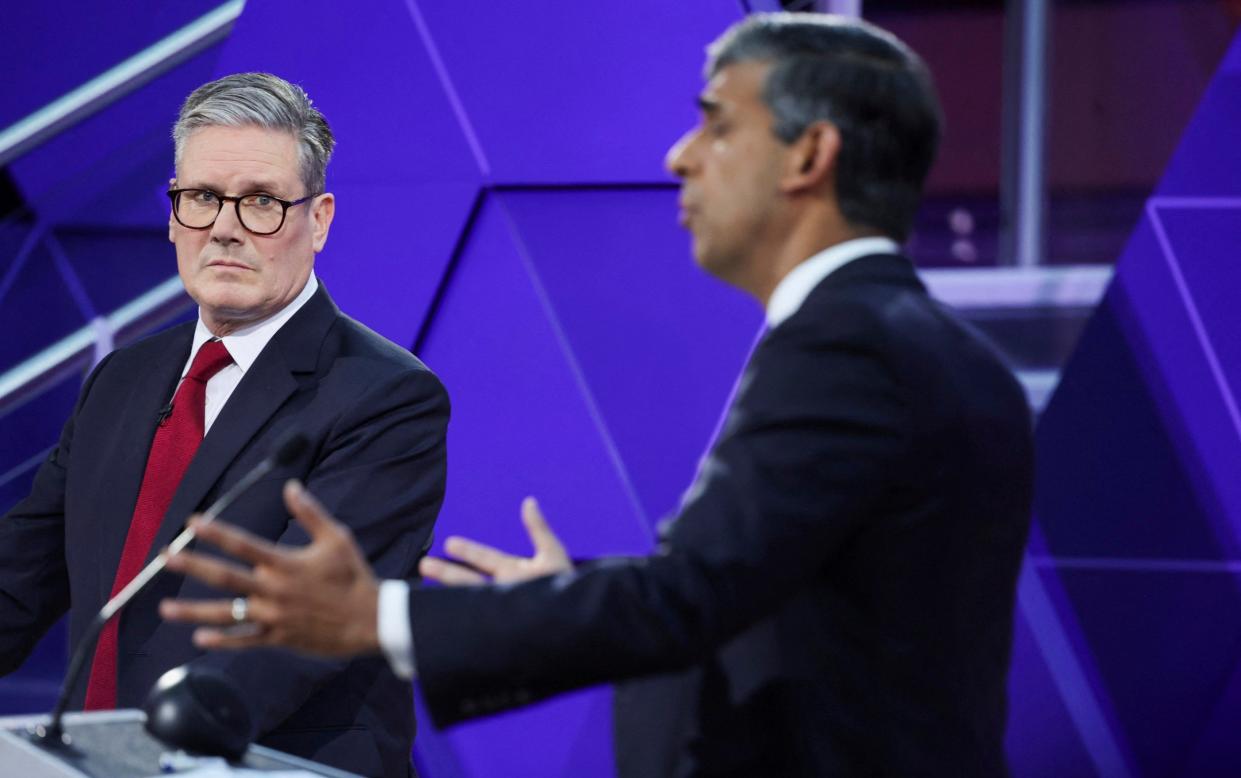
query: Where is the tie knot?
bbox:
[186,339,233,383]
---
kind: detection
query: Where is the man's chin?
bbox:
[691,244,725,276]
[193,287,265,323]
[195,285,255,307]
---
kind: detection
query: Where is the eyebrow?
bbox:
[180,179,289,195]
[696,96,721,115]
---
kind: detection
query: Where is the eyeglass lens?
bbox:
[176,190,287,234]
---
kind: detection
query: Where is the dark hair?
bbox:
[708,13,942,241]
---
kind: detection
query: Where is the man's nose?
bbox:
[210,201,246,243]
[665,129,697,179]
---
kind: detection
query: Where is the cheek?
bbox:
[173,234,204,268]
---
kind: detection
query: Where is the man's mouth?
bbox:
[206,258,254,271]
[677,201,697,227]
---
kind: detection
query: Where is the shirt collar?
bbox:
[765,237,900,329]
[185,274,319,376]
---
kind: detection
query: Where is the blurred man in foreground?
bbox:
[0,73,448,777]
[163,14,1033,776]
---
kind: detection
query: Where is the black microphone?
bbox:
[30,430,310,747]
[156,402,174,426]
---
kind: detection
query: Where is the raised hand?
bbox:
[418,497,572,586]
[160,480,381,657]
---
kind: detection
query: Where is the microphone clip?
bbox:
[156,402,175,427]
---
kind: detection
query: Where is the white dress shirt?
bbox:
[374,237,902,680]
[764,236,899,329]
[378,580,415,679]
[180,275,319,433]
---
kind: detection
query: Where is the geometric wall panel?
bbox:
[0,1,221,129]
[414,184,762,776]
[213,1,483,188]
[418,195,657,777]
[315,181,477,349]
[1034,283,1227,561]
[9,50,225,229]
[413,4,742,184]
[212,0,487,348]
[1056,567,1241,776]
[1005,602,1097,778]
[422,195,656,570]
[1021,27,1241,778]
[0,236,87,367]
[497,188,760,530]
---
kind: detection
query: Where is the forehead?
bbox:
[702,60,772,110]
[177,125,300,188]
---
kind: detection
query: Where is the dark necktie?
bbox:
[83,339,233,710]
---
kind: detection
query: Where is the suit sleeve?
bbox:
[411,322,911,726]
[193,366,449,732]
[0,354,116,675]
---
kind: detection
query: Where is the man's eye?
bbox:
[193,191,218,204]
[247,194,276,208]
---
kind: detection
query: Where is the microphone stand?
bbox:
[30,432,308,747]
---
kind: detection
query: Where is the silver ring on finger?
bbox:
[231,597,249,624]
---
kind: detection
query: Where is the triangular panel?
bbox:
[497,188,761,532]
[416,195,665,776]
[215,0,484,345]
[417,2,743,184]
[1026,27,1241,777]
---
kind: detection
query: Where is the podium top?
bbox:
[0,710,362,777]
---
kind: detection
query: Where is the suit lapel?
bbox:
[97,328,192,596]
[141,285,337,566]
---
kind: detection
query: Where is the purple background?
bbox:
[3,2,1241,775]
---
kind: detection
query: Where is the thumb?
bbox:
[521,497,566,559]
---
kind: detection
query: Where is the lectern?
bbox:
[0,710,360,777]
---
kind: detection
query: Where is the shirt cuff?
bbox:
[378,579,416,680]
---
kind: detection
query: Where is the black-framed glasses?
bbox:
[168,188,318,236]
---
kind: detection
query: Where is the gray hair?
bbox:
[173,72,335,194]
[705,13,942,242]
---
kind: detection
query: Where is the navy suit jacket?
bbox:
[410,255,1033,776]
[0,284,449,777]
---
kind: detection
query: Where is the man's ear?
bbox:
[780,121,841,195]
[311,193,336,252]
[168,178,178,243]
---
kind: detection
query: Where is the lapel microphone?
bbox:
[30,430,310,748]
[156,402,174,427]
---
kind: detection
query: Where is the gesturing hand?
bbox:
[418,497,572,586]
[160,480,381,658]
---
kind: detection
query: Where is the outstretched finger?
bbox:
[521,497,567,559]
[160,597,246,627]
[165,548,261,595]
[443,536,521,577]
[419,556,488,586]
[283,480,342,541]
[192,626,271,651]
[192,518,284,569]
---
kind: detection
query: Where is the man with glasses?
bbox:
[0,72,448,777]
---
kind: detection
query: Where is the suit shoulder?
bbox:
[95,320,194,369]
[326,313,438,379]
[777,275,1022,401]
[775,277,911,347]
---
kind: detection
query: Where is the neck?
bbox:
[746,210,881,307]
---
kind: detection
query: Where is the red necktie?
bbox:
[84,339,233,710]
